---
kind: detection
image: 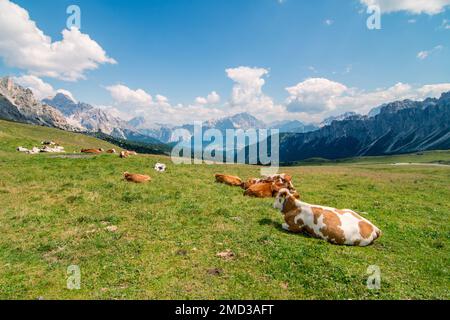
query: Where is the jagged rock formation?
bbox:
[0,77,72,130]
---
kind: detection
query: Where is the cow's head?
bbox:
[273,188,297,214]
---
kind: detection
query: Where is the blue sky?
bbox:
[0,0,449,124]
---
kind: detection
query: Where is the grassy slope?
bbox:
[286,150,450,166]
[0,120,120,155]
[0,120,449,299]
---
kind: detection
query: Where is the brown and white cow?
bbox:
[123,172,151,183]
[274,189,381,246]
[107,149,116,154]
[215,174,243,187]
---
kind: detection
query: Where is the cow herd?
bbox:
[16,142,382,247]
[17,141,65,154]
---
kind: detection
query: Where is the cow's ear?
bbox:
[284,175,292,182]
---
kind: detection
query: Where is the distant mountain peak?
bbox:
[439,91,450,102]
[321,111,359,127]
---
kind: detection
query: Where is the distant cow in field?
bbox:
[107,149,116,154]
[274,189,382,246]
[154,163,167,172]
[215,174,243,187]
[120,150,137,158]
[41,141,57,146]
[123,172,151,183]
[81,148,103,154]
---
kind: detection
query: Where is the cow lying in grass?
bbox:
[243,174,299,199]
[274,189,381,246]
[215,173,300,199]
[123,172,151,183]
[81,148,104,154]
[120,150,138,158]
[215,174,243,187]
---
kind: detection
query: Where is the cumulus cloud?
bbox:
[12,74,75,101]
[104,84,225,125]
[360,0,450,15]
[226,66,269,106]
[13,75,55,100]
[0,0,116,81]
[195,91,221,106]
[104,66,450,126]
[286,78,348,113]
[105,84,153,109]
[224,66,286,121]
[285,78,450,118]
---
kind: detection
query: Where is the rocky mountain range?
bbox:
[130,113,319,144]
[1,75,449,161]
[42,92,161,144]
[277,92,450,162]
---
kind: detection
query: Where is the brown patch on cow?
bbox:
[321,211,346,245]
[284,209,303,233]
[242,178,260,190]
[123,172,151,183]
[282,195,298,214]
[311,207,324,224]
[244,182,274,198]
[311,207,345,244]
[215,174,243,187]
[359,221,374,239]
[291,190,301,199]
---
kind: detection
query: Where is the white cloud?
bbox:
[13,75,55,100]
[56,89,77,102]
[417,45,443,60]
[0,0,116,81]
[225,66,286,122]
[442,19,450,29]
[286,78,348,113]
[226,66,269,106]
[106,84,153,109]
[360,0,450,15]
[195,91,221,106]
[12,74,75,101]
[285,78,450,119]
[324,19,334,26]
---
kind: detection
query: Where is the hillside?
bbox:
[0,120,448,299]
[0,119,119,155]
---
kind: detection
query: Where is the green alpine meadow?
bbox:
[1,120,448,299]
